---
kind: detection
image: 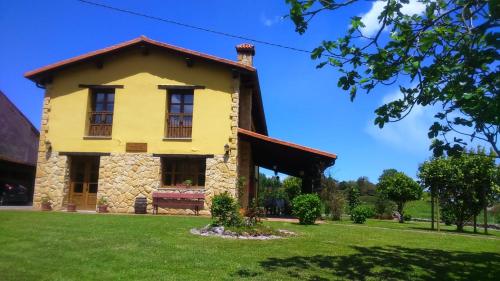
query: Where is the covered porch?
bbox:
[238,128,337,207]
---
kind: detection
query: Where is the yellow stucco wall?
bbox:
[45,48,234,155]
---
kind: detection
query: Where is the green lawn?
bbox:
[359,195,499,223]
[1,211,499,281]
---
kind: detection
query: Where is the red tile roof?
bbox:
[238,128,337,159]
[25,36,255,80]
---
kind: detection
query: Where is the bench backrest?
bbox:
[152,192,204,200]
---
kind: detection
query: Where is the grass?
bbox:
[405,199,433,218]
[0,211,499,281]
[360,194,499,223]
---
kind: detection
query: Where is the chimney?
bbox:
[236,43,255,66]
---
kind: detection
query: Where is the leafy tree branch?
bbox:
[285,0,499,156]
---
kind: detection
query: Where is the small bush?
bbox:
[292,194,322,225]
[403,214,412,222]
[351,205,374,224]
[441,206,456,226]
[210,192,242,227]
[243,199,264,226]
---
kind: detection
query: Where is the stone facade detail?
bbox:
[33,152,70,210]
[95,153,238,215]
[97,153,161,213]
[204,154,238,209]
[33,90,72,210]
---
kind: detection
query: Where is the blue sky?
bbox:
[0,0,439,182]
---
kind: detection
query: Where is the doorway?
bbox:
[69,156,99,210]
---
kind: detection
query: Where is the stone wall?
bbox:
[33,152,70,210]
[204,154,237,210]
[97,153,161,213]
[96,153,237,215]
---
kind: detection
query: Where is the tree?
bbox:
[453,149,498,232]
[285,0,499,157]
[320,175,345,220]
[378,170,422,223]
[282,176,302,202]
[283,176,303,215]
[418,157,455,230]
[347,184,360,215]
[419,150,499,232]
[356,176,377,195]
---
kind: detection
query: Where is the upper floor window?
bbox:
[88,89,114,137]
[166,90,193,138]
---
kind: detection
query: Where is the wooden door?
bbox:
[69,156,99,210]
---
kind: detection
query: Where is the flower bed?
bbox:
[190,225,296,240]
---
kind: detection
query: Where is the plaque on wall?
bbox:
[126,143,147,153]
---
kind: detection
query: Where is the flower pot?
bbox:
[98,205,108,213]
[41,202,52,211]
[67,203,77,212]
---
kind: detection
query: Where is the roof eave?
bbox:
[24,36,256,82]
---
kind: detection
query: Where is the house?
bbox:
[0,90,39,204]
[24,36,337,214]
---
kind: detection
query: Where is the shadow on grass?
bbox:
[234,245,500,280]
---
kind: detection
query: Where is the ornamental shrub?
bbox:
[351,205,374,224]
[292,194,322,225]
[441,205,456,226]
[210,192,242,227]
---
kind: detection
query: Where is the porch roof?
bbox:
[237,128,337,177]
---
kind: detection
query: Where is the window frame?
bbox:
[165,90,194,139]
[161,157,206,188]
[88,89,115,137]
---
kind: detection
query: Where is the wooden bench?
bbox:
[152,192,205,215]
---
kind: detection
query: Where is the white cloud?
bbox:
[359,0,426,37]
[260,13,282,27]
[365,88,436,154]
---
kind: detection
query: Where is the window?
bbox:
[88,89,115,136]
[161,157,206,187]
[166,90,193,138]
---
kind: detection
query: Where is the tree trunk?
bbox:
[473,215,477,233]
[484,205,488,234]
[457,220,464,232]
[436,201,440,232]
[431,190,435,230]
[398,203,404,223]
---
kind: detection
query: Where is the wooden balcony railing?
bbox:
[166,113,192,138]
[88,111,113,137]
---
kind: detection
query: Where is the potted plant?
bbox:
[41,196,52,211]
[97,197,109,213]
[67,202,76,212]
